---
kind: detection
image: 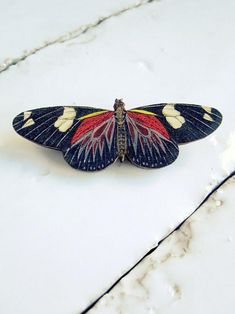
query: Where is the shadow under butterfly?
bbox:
[13,99,222,171]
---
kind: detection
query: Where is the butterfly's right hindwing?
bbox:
[125,111,179,168]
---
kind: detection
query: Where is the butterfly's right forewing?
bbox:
[131,103,222,144]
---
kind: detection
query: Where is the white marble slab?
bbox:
[0,0,235,313]
[91,174,235,314]
[0,0,140,64]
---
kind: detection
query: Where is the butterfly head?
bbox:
[114,98,126,111]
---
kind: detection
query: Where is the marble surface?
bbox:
[0,0,234,313]
[91,174,235,314]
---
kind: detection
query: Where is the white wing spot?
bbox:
[163,104,185,129]
[22,118,35,129]
[203,113,213,122]
[24,111,32,120]
[54,107,76,132]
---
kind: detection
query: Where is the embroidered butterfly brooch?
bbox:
[13,99,222,171]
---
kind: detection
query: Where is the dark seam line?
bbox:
[0,0,156,74]
[80,170,235,314]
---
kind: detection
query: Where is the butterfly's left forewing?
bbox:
[13,106,118,171]
[13,106,108,150]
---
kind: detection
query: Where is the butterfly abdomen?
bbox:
[116,123,127,162]
[114,99,127,162]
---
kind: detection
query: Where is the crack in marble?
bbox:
[0,0,157,74]
[80,171,235,314]
[99,177,235,312]
[135,267,153,297]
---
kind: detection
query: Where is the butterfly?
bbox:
[12,99,222,171]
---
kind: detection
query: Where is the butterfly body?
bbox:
[114,99,127,162]
[13,99,222,171]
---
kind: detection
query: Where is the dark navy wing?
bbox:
[13,106,118,171]
[129,103,222,144]
[12,106,107,151]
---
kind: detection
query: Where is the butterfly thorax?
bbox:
[114,99,127,162]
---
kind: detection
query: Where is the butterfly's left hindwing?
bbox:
[130,103,222,144]
[63,111,118,171]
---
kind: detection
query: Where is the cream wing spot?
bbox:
[162,104,179,117]
[58,120,74,132]
[162,104,185,129]
[22,118,35,129]
[23,111,32,120]
[54,107,76,132]
[203,113,214,122]
[166,116,183,129]
[177,115,185,123]
[202,106,212,113]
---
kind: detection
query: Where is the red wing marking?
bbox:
[125,111,179,168]
[71,111,113,144]
[127,111,169,139]
[70,111,116,163]
[126,111,171,156]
